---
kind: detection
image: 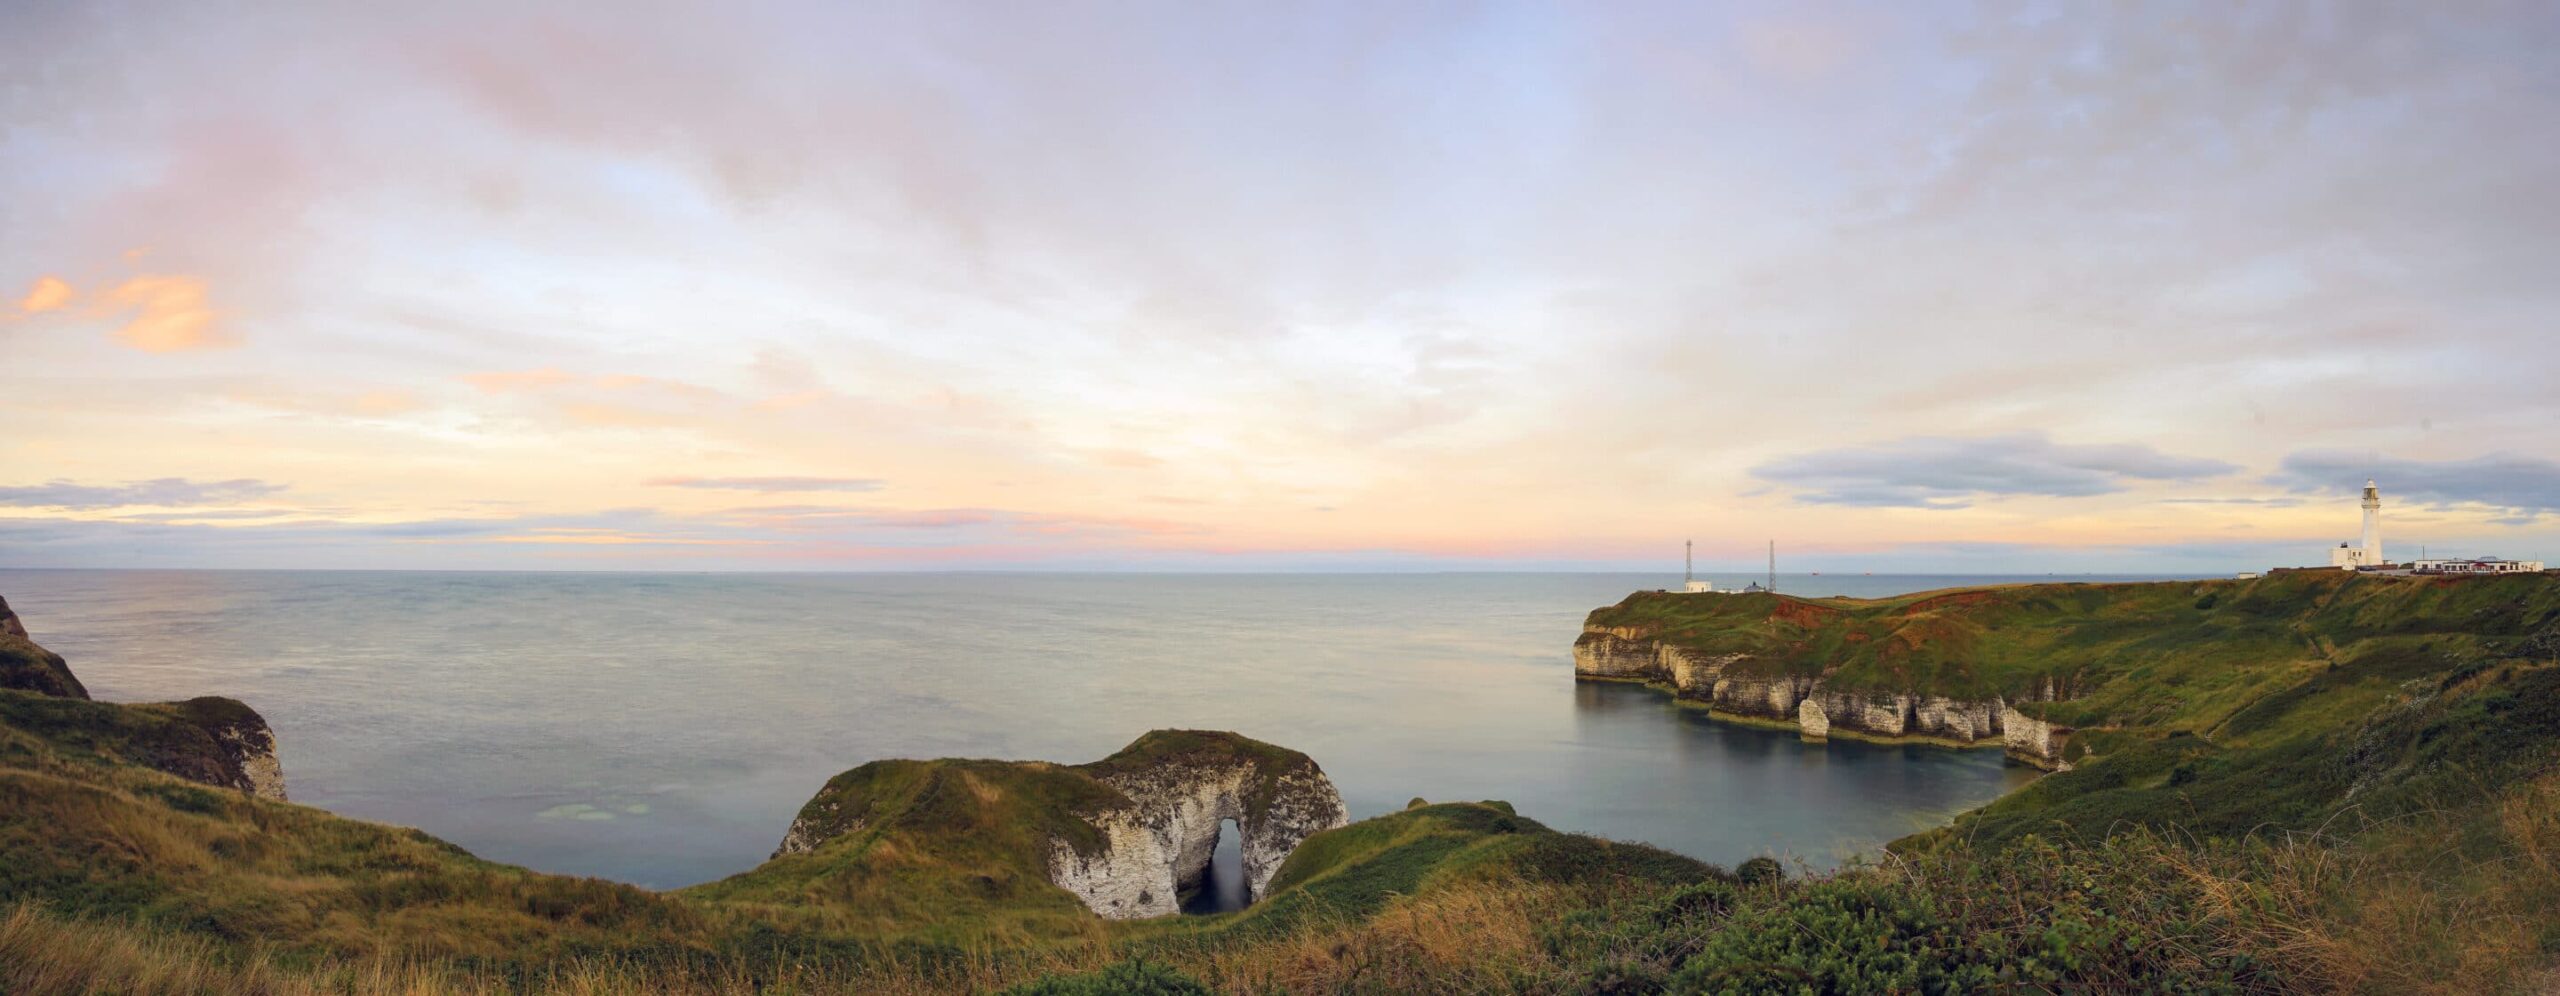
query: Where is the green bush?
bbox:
[1669,877,1990,994]
[1735,856,1784,885]
[998,958,1211,996]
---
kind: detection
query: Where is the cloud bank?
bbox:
[0,478,288,510]
[1753,434,2239,509]
[2273,452,2560,522]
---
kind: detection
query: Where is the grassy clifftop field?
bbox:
[6,572,2560,993]
[1586,570,2560,714]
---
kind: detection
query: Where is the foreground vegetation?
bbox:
[4,571,2559,993]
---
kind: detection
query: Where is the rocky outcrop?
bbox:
[769,731,1347,921]
[165,696,289,802]
[0,595,284,799]
[1573,623,2072,770]
[1912,696,2003,741]
[1571,631,1661,679]
[2000,704,2071,771]
[1049,731,1347,918]
[0,596,88,700]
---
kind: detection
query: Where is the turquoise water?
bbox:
[0,570,2184,890]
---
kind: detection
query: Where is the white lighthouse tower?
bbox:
[2331,479,2385,569]
[2360,479,2383,566]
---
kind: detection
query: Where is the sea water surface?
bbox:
[0,570,2185,891]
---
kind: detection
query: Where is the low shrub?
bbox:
[999,958,1211,995]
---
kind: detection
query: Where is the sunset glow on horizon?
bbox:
[4,2,2557,572]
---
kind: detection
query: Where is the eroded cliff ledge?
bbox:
[762,730,1347,920]
[0,594,286,801]
[1577,623,2075,769]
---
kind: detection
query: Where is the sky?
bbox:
[3,0,2557,573]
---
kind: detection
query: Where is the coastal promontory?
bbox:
[0,594,285,801]
[731,729,1349,920]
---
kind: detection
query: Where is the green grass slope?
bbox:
[676,755,1125,946]
[0,631,88,699]
[0,689,710,965]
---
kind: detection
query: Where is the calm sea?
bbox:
[0,570,2190,891]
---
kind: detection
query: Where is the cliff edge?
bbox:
[0,594,285,801]
[1,594,89,699]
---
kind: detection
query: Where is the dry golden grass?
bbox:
[2155,770,2560,996]
[1181,880,1566,994]
[0,877,1585,996]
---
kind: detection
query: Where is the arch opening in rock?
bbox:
[1039,730,1349,919]
[1179,817,1249,914]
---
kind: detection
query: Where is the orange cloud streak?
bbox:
[98,275,231,352]
[17,276,74,314]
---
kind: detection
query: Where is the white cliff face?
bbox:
[1713,676,1812,718]
[1048,756,1347,919]
[769,811,844,859]
[771,732,1350,922]
[1572,631,1663,680]
[1666,648,1741,693]
[218,723,289,802]
[1912,696,2001,742]
[1576,626,2074,769]
[2001,704,2073,771]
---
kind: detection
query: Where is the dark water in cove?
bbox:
[0,570,2190,891]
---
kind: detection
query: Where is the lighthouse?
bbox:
[2360,479,2382,566]
[2334,478,2385,570]
[2331,479,2385,569]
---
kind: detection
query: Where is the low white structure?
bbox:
[2411,557,2546,574]
[1678,540,1716,593]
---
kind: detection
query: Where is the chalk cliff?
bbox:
[1049,730,1348,918]
[767,730,1346,920]
[1574,601,2075,769]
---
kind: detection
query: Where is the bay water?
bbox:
[0,570,2182,891]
